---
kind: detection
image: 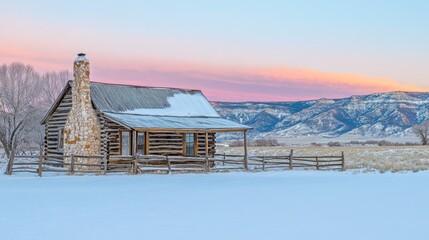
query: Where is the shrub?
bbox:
[327,141,341,147]
[363,140,378,145]
[252,138,279,147]
[378,140,390,146]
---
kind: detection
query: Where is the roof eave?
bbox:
[103,114,133,130]
[132,127,252,133]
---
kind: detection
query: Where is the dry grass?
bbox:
[217,145,429,173]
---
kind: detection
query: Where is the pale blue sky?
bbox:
[1,0,428,100]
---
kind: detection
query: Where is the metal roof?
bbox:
[42,81,251,131]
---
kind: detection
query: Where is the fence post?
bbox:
[262,156,266,171]
[289,149,293,170]
[38,153,43,177]
[243,130,248,171]
[166,156,171,174]
[70,154,75,175]
[132,155,138,175]
[341,151,345,171]
[223,152,226,166]
[316,156,319,170]
[205,156,210,173]
[103,153,108,175]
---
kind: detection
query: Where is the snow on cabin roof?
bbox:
[90,82,220,117]
[104,112,250,130]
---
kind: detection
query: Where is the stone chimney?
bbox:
[64,53,101,169]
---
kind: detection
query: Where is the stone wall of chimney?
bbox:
[63,54,101,169]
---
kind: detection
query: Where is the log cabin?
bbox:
[41,54,251,166]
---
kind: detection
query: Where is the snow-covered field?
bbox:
[1,171,428,240]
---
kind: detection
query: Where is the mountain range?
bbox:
[213,91,429,141]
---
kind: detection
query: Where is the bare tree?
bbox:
[0,63,45,174]
[412,120,429,145]
[0,63,70,174]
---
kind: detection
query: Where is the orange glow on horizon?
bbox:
[1,47,427,101]
[256,67,425,92]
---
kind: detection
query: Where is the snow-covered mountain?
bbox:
[213,92,429,139]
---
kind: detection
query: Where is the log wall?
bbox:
[148,132,183,156]
[146,132,216,157]
[105,118,128,156]
[44,88,72,160]
[196,133,216,157]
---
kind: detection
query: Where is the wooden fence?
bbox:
[213,150,344,171]
[6,150,345,176]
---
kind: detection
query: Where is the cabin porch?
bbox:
[109,128,249,169]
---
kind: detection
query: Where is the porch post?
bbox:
[205,132,209,157]
[243,130,248,170]
[132,130,137,156]
[132,130,138,174]
[205,132,210,170]
[145,131,150,155]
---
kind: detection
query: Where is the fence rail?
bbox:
[6,150,345,176]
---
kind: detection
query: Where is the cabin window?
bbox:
[137,132,145,155]
[121,131,131,155]
[58,128,64,150]
[185,133,195,156]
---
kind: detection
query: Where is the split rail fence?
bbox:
[6,150,345,176]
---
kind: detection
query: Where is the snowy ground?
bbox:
[1,171,428,240]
